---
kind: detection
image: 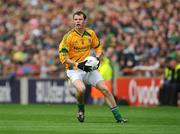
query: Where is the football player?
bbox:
[59,11,127,123]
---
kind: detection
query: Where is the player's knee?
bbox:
[96,81,111,96]
[101,88,111,97]
[73,80,86,93]
[76,85,86,93]
[97,84,111,96]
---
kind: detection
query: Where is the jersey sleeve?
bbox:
[58,33,71,64]
[91,30,103,56]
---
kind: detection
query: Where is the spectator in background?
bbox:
[159,57,176,105]
[169,59,180,106]
[133,56,160,77]
[159,55,180,106]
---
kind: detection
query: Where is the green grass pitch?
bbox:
[0,104,180,134]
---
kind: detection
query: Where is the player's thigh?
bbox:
[73,79,86,92]
[66,69,86,92]
[96,80,109,94]
[84,70,103,87]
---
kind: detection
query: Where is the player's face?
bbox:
[73,14,86,30]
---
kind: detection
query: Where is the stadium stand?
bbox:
[0,0,179,79]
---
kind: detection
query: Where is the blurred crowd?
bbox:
[0,0,179,79]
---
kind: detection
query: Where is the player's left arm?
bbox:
[91,30,103,60]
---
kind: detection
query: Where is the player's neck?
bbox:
[75,28,85,35]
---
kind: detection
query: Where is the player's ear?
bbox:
[83,19,87,25]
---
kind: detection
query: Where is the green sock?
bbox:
[111,106,122,121]
[78,104,84,112]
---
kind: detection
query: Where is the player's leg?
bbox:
[66,70,86,122]
[96,80,127,123]
[85,70,127,123]
[73,79,86,122]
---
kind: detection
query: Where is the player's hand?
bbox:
[77,61,93,72]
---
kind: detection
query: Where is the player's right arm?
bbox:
[59,33,78,67]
